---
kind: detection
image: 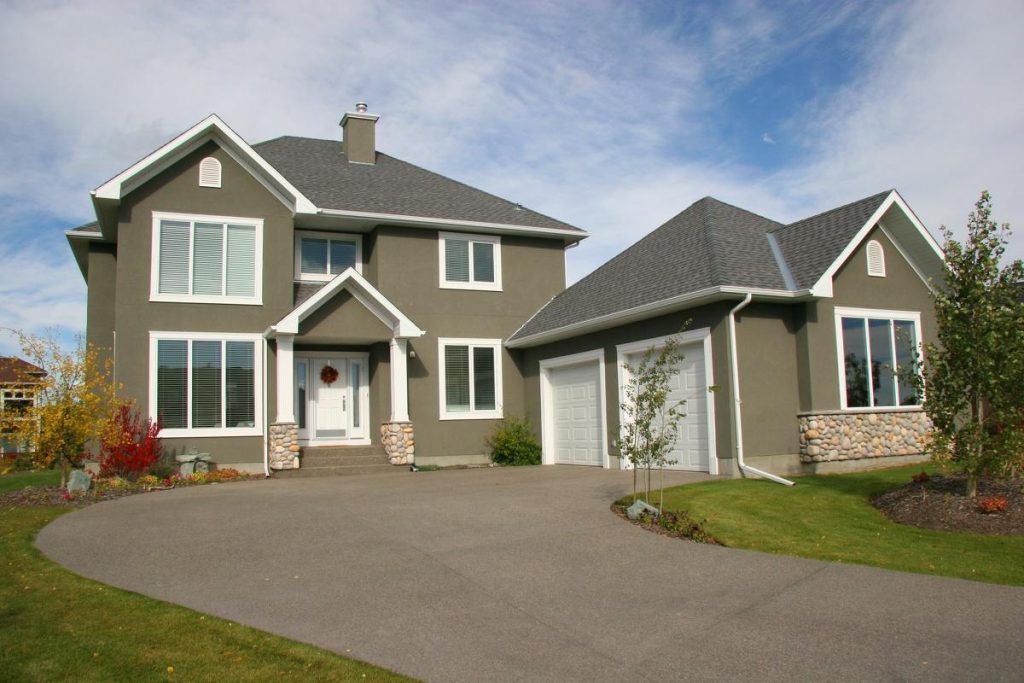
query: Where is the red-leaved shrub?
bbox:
[911,471,931,484]
[98,403,162,478]
[977,495,1009,514]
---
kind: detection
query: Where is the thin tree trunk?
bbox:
[966,473,978,498]
[969,395,984,498]
[659,463,664,514]
[60,459,69,489]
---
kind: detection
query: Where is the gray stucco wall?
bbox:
[370,226,567,462]
[86,243,117,367]
[112,140,295,466]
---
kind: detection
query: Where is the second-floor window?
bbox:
[151,212,262,305]
[439,232,502,291]
[294,231,362,282]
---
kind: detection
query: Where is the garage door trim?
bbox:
[615,328,718,475]
[539,349,609,468]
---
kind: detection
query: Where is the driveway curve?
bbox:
[38,466,1024,681]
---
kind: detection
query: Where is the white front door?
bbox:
[295,354,369,444]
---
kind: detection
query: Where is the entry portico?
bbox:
[265,268,424,469]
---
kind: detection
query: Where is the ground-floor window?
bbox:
[835,308,921,409]
[438,338,502,420]
[150,333,262,437]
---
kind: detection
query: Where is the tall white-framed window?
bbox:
[438,232,502,291]
[148,332,263,438]
[150,211,263,305]
[438,338,503,420]
[294,231,362,282]
[834,307,922,410]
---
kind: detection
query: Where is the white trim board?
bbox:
[147,331,264,438]
[614,329,718,475]
[538,348,610,468]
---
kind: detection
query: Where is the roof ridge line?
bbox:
[771,189,893,233]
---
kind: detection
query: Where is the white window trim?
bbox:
[833,307,923,412]
[538,349,609,468]
[294,230,364,282]
[438,337,503,420]
[615,329,718,475]
[438,232,502,291]
[149,211,264,305]
[148,331,264,438]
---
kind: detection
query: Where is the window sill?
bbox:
[801,406,925,417]
[439,281,503,292]
[439,410,503,421]
[150,294,262,306]
[159,427,262,438]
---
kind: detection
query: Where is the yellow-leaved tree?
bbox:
[1,329,118,487]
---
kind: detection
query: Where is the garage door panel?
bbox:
[548,360,603,467]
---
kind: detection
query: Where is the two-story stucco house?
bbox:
[67,105,945,479]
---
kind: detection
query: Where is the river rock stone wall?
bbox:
[380,421,414,465]
[269,422,300,470]
[798,410,931,463]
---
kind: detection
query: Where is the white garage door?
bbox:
[625,340,711,472]
[549,361,603,466]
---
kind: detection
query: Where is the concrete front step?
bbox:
[273,463,405,478]
[300,452,390,467]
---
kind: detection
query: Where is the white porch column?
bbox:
[274,334,296,423]
[389,337,409,422]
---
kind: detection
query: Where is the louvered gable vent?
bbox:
[866,239,885,277]
[199,157,222,188]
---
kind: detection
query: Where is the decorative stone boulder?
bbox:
[67,469,92,493]
[626,499,660,520]
[175,452,212,476]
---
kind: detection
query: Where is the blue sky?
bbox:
[1,0,1022,355]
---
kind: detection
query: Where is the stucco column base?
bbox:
[380,421,414,465]
[269,422,300,470]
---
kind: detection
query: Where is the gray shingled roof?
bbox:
[509,191,894,343]
[70,221,100,233]
[770,190,891,289]
[253,136,583,233]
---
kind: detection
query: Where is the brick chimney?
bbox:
[340,102,379,164]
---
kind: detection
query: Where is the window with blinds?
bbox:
[439,233,501,290]
[439,339,502,419]
[154,336,259,435]
[152,214,261,304]
[294,232,361,281]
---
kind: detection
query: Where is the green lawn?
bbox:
[0,469,61,493]
[0,503,413,680]
[631,465,1024,586]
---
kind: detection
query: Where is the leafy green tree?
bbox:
[616,336,686,510]
[919,191,1024,497]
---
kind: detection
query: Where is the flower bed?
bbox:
[872,472,1023,535]
[0,469,255,509]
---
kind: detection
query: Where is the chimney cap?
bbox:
[355,101,368,113]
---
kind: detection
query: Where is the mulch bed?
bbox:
[0,478,255,510]
[611,503,719,544]
[872,473,1024,535]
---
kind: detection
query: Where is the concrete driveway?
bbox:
[37,466,1024,681]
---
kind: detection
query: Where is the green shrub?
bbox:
[487,417,541,466]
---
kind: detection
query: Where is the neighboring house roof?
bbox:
[253,136,582,234]
[0,357,46,384]
[769,191,891,290]
[508,189,944,347]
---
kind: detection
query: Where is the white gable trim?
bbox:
[92,114,316,215]
[808,190,945,298]
[271,268,424,338]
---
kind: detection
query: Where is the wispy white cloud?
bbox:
[0,0,1020,356]
[761,132,776,144]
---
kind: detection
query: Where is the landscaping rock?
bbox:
[67,469,92,493]
[626,499,660,520]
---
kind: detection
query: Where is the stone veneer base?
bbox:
[268,422,300,470]
[380,421,414,465]
[798,409,931,463]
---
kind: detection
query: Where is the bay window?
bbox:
[836,308,922,410]
[150,333,262,437]
[151,212,262,304]
[439,338,502,419]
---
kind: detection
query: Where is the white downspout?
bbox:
[727,293,795,486]
[262,336,270,478]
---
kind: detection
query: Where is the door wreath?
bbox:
[320,365,339,385]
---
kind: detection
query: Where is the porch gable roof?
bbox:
[269,268,424,339]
